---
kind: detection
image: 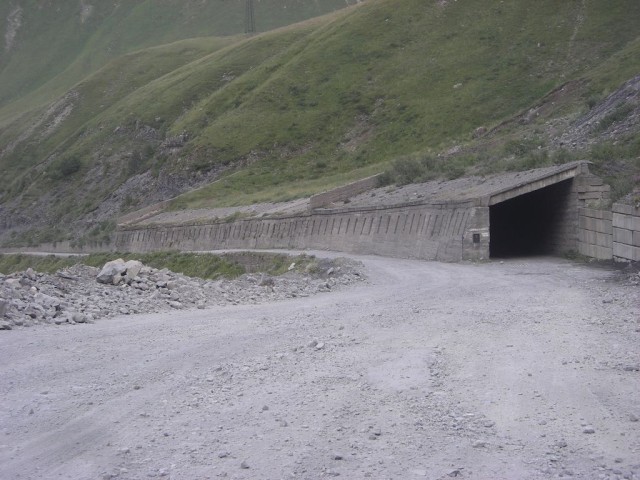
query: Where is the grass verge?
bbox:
[0,251,318,280]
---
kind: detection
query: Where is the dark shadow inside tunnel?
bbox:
[489,179,574,258]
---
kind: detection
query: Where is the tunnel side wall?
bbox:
[114,202,490,262]
[548,179,580,254]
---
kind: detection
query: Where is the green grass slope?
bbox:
[0,0,359,121]
[0,0,639,245]
[0,36,240,203]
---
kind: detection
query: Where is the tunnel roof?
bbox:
[344,161,589,209]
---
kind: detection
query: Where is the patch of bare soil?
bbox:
[0,254,638,479]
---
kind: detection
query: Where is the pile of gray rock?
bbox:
[0,257,364,330]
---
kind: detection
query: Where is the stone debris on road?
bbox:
[0,256,365,330]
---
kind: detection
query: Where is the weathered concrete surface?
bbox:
[578,203,640,262]
[487,162,585,206]
[613,203,640,261]
[347,163,588,209]
[578,208,613,260]
[116,201,483,262]
[117,163,600,262]
[309,174,381,209]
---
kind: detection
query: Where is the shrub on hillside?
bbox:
[378,154,440,186]
[49,156,81,180]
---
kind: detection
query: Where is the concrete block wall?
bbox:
[612,203,640,261]
[573,170,640,262]
[577,203,640,262]
[577,208,613,260]
[309,175,381,209]
[575,173,610,208]
[115,201,482,262]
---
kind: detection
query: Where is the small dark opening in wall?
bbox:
[472,233,481,244]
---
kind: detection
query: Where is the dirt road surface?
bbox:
[1,255,639,480]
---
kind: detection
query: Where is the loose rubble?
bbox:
[0,257,364,329]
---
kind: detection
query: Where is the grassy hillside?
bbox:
[0,0,639,245]
[0,0,359,121]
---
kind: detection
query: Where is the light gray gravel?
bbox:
[0,254,638,479]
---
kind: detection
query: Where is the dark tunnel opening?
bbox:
[489,179,574,258]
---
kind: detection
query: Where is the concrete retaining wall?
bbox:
[309,175,381,209]
[577,203,640,262]
[578,208,613,260]
[612,203,640,262]
[575,172,613,259]
[115,201,490,262]
[575,173,611,208]
[573,169,640,263]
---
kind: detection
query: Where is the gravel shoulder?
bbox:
[0,255,639,480]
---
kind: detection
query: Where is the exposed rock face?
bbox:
[553,74,640,150]
[4,6,23,52]
[96,258,128,284]
[95,258,144,285]
[80,2,93,24]
[123,259,143,283]
[0,258,364,329]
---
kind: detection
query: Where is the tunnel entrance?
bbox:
[489,178,575,258]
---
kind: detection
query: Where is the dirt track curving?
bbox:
[0,254,639,480]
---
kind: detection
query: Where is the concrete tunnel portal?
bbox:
[489,178,575,258]
[115,161,610,263]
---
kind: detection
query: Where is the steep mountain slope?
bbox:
[0,0,359,119]
[0,0,639,246]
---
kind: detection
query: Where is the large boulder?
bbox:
[96,259,127,284]
[96,259,145,285]
[123,260,144,284]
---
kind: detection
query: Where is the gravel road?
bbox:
[1,254,639,480]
